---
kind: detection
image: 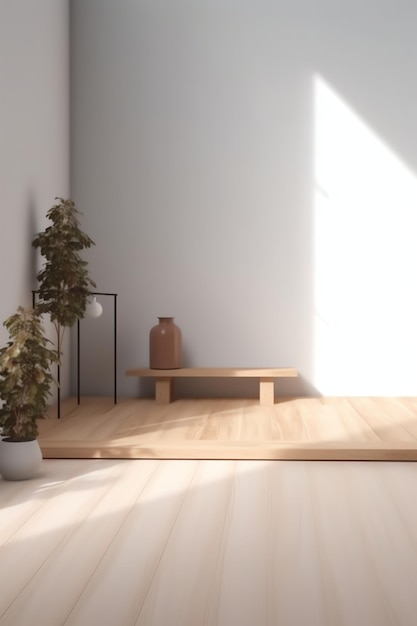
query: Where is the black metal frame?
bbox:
[32,291,118,419]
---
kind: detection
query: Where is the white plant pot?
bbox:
[0,438,43,481]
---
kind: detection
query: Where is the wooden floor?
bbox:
[37,396,417,461]
[1,458,417,625]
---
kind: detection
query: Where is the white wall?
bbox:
[0,0,70,396]
[70,0,417,397]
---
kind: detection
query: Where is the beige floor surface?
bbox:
[37,396,417,460]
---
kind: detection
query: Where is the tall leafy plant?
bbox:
[0,307,58,441]
[32,198,96,416]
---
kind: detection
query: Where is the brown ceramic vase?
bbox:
[149,317,182,369]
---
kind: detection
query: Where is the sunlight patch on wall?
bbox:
[313,76,417,395]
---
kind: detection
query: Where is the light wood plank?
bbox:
[348,397,417,442]
[0,459,136,619]
[62,460,200,626]
[135,460,237,625]
[126,367,298,378]
[2,459,417,625]
[36,396,417,461]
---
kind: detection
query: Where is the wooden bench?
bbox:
[126,367,298,405]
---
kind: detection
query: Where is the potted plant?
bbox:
[32,197,96,417]
[0,306,58,480]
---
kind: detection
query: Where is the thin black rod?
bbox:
[57,363,61,419]
[77,318,81,404]
[33,291,118,408]
[114,294,117,404]
[57,324,61,420]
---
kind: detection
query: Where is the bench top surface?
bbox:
[126,367,298,378]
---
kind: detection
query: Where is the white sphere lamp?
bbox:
[85,296,103,319]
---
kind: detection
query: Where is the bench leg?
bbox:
[259,377,274,405]
[155,378,172,404]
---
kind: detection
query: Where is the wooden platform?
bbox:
[37,396,417,461]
